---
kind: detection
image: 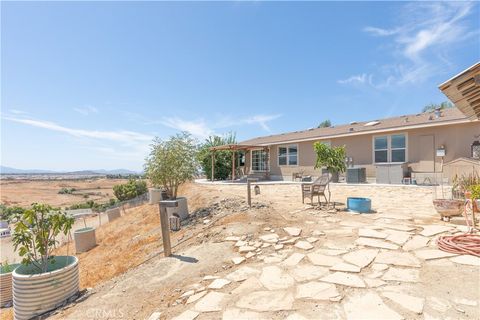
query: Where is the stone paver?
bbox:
[320,272,366,288]
[385,230,411,245]
[402,235,430,251]
[284,227,302,236]
[414,249,458,260]
[358,228,388,239]
[231,276,264,295]
[382,267,419,283]
[186,291,207,304]
[382,291,425,314]
[355,237,399,250]
[236,291,294,312]
[330,262,361,273]
[419,225,452,237]
[449,255,480,266]
[342,248,379,268]
[364,278,386,288]
[307,252,343,266]
[290,265,329,282]
[208,278,231,289]
[225,236,240,242]
[172,310,199,320]
[375,223,416,232]
[281,253,305,267]
[231,257,246,265]
[147,312,162,320]
[296,282,340,300]
[343,292,403,320]
[260,234,279,243]
[259,266,295,290]
[316,248,348,256]
[239,246,257,253]
[375,251,421,267]
[195,292,227,312]
[226,266,261,282]
[295,241,314,250]
[222,308,265,320]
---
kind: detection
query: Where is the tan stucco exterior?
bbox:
[244,121,479,181]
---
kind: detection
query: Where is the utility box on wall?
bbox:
[346,168,366,183]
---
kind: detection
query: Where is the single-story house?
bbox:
[211,63,480,184]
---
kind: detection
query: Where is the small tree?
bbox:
[422,101,454,113]
[317,120,332,128]
[313,142,347,174]
[197,133,236,180]
[12,203,74,273]
[144,132,198,199]
[113,179,147,202]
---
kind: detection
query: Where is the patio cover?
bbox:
[439,62,480,120]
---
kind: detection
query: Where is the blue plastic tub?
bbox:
[347,197,372,213]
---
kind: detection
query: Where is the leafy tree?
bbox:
[313,142,347,174]
[317,120,332,128]
[0,204,25,223]
[12,203,74,273]
[113,179,148,202]
[422,101,454,113]
[197,133,237,180]
[144,132,198,199]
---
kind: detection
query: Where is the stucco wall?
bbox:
[247,121,479,180]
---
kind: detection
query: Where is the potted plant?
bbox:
[144,132,198,220]
[0,260,20,307]
[11,203,78,320]
[313,142,347,183]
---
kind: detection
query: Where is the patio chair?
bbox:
[301,173,332,205]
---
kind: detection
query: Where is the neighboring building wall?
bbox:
[265,121,478,180]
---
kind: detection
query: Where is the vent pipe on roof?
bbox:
[434,108,441,119]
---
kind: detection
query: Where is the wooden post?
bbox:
[264,147,270,180]
[211,151,215,181]
[159,200,178,257]
[232,150,236,181]
[247,178,258,207]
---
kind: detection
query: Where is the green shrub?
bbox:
[58,187,76,194]
[113,179,148,202]
[197,133,236,180]
[0,204,25,223]
[313,142,347,174]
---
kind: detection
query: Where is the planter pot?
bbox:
[149,188,163,205]
[347,197,372,213]
[166,197,189,220]
[1,263,20,307]
[0,220,9,229]
[13,256,79,320]
[321,169,339,183]
[74,227,97,253]
[433,199,463,221]
[106,208,121,222]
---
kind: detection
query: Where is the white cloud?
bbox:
[74,105,99,116]
[161,117,214,139]
[244,114,282,131]
[342,2,478,88]
[3,116,152,143]
[9,109,29,115]
[338,74,369,85]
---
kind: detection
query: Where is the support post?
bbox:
[264,147,270,180]
[247,178,258,207]
[232,150,236,181]
[211,151,215,182]
[159,200,178,257]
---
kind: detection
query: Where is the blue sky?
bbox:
[1,1,479,171]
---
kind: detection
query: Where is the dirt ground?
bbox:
[1,182,479,320]
[0,178,127,207]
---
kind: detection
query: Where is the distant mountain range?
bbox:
[0,166,139,175]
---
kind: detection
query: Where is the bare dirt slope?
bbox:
[0,178,125,207]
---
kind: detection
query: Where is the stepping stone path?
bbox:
[343,292,403,320]
[358,228,388,239]
[342,248,379,268]
[320,272,366,288]
[382,267,419,283]
[236,291,294,312]
[208,279,231,289]
[296,282,340,300]
[194,292,226,312]
[355,237,399,250]
[402,235,430,251]
[281,253,305,267]
[259,266,294,290]
[284,227,302,236]
[290,265,329,282]
[382,291,425,314]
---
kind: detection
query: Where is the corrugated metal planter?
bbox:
[74,227,97,253]
[13,256,79,320]
[149,188,163,204]
[106,208,121,222]
[1,263,20,307]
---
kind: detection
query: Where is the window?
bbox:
[278,144,298,166]
[374,134,407,163]
[252,150,268,171]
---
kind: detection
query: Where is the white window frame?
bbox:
[250,148,269,172]
[372,133,408,164]
[277,144,299,166]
